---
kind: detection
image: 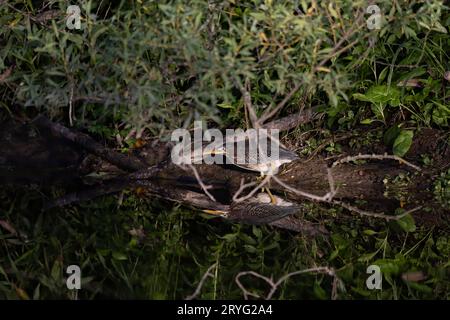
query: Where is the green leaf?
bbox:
[353,85,401,107]
[378,67,389,83]
[397,68,426,82]
[406,282,433,293]
[221,233,237,242]
[217,103,234,109]
[393,130,413,156]
[244,245,257,253]
[384,125,401,146]
[112,252,128,261]
[252,226,262,239]
[313,282,327,300]
[357,252,378,262]
[360,118,374,124]
[362,229,378,236]
[373,259,401,276]
[396,213,416,232]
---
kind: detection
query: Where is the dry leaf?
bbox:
[0,66,13,83]
[401,271,427,282]
[397,79,423,88]
[0,219,18,235]
[129,226,146,242]
[35,10,61,23]
[444,71,450,82]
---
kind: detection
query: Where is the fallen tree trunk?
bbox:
[1,116,449,233]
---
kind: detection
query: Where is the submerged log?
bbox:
[1,116,449,233]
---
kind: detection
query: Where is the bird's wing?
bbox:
[229,202,301,224]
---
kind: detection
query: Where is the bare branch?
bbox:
[32,115,146,172]
[235,271,274,300]
[240,78,259,128]
[235,266,339,300]
[332,153,422,172]
[267,267,337,299]
[232,178,257,202]
[314,11,366,70]
[257,81,303,125]
[272,175,333,202]
[332,201,423,221]
[261,106,322,131]
[185,263,218,300]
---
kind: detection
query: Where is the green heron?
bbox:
[204,193,302,225]
[197,132,299,203]
[209,138,299,176]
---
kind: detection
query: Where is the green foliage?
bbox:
[0,0,448,134]
[0,188,449,300]
[393,130,414,157]
[433,168,450,208]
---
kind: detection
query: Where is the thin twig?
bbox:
[332,153,422,172]
[232,178,258,202]
[233,175,271,203]
[257,81,303,125]
[184,164,217,202]
[332,201,422,221]
[185,263,218,300]
[272,175,334,202]
[235,266,339,300]
[69,83,75,126]
[314,11,366,70]
[267,267,336,299]
[240,78,259,128]
[235,271,273,300]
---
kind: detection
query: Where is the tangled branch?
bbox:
[185,263,218,300]
[235,267,340,300]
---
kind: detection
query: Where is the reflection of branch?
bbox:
[235,267,339,300]
[185,263,217,300]
[272,175,334,202]
[33,115,146,172]
[232,176,271,203]
[232,178,257,202]
[182,164,217,202]
[44,179,135,210]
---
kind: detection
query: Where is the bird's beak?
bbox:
[202,209,228,216]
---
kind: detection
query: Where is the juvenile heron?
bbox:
[218,136,299,202]
[198,132,299,204]
[210,138,299,176]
